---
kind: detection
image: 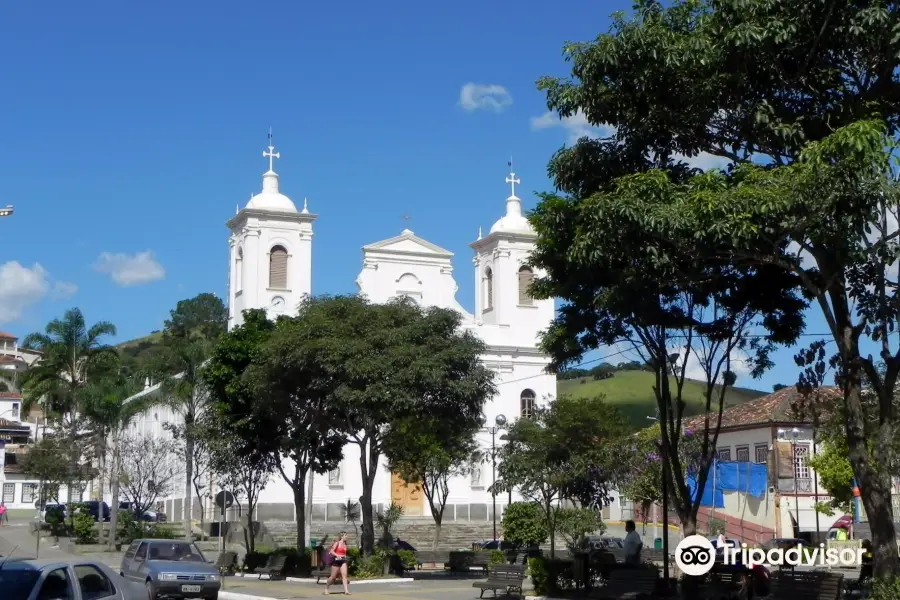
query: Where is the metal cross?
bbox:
[506,170,520,197]
[263,129,280,171]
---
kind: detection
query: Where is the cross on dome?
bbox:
[506,160,520,198]
[263,129,280,173]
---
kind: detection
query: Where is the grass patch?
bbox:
[558,371,766,428]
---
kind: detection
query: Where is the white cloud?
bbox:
[673,344,752,384]
[93,251,165,287]
[530,110,616,145]
[459,83,513,112]
[0,261,78,324]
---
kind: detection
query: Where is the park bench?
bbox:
[770,570,843,600]
[214,551,237,576]
[697,569,746,599]
[472,564,526,599]
[471,550,493,572]
[415,550,451,569]
[251,554,286,580]
[595,566,658,599]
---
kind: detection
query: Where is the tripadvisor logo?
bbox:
[674,535,864,575]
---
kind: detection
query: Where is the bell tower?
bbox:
[225,133,317,329]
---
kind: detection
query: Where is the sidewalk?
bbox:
[0,521,74,560]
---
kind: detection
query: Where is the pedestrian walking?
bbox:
[324,531,351,595]
[0,502,8,526]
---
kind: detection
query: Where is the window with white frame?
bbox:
[735,446,750,462]
[794,444,811,479]
[328,466,342,486]
[755,444,769,464]
[21,483,36,504]
[520,389,536,419]
[2,483,14,503]
[716,447,731,461]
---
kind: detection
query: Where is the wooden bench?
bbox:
[415,550,451,569]
[697,569,746,599]
[314,564,331,583]
[215,551,237,576]
[595,567,658,599]
[252,554,286,580]
[471,550,493,572]
[472,564,526,599]
[770,571,843,600]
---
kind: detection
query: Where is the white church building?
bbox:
[129,139,556,526]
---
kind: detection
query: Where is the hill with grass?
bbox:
[558,370,767,429]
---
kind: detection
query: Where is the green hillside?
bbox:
[557,370,767,429]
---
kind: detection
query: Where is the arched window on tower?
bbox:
[235,248,243,292]
[518,266,534,306]
[269,245,288,289]
[484,267,494,312]
[520,389,536,418]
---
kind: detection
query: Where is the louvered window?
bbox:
[518,266,534,305]
[269,246,288,289]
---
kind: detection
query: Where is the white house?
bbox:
[128,140,557,526]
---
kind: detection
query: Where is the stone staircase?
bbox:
[264,517,499,550]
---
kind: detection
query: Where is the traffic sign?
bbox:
[215,490,235,510]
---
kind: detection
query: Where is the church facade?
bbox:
[130,140,556,525]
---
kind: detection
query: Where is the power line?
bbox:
[496,332,836,387]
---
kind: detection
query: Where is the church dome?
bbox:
[489,197,535,235]
[247,171,298,213]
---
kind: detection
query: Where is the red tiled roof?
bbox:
[683,385,841,431]
[0,331,16,340]
[0,354,26,364]
[0,392,22,399]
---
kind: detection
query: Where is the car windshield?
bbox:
[0,569,41,600]
[148,542,205,562]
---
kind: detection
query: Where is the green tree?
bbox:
[306,295,495,555]
[22,434,78,507]
[151,293,227,540]
[80,374,153,550]
[555,507,605,551]
[20,308,118,512]
[535,1,900,576]
[384,415,479,549]
[500,502,548,549]
[494,395,628,557]
[808,439,855,517]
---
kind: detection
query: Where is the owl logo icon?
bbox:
[675,535,716,576]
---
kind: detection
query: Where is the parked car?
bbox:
[119,539,220,600]
[477,539,517,550]
[39,503,66,523]
[75,500,111,522]
[119,502,167,523]
[0,557,145,600]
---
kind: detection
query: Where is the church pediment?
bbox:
[362,229,453,258]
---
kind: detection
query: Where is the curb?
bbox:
[219,592,278,600]
[231,574,414,585]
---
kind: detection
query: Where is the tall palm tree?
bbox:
[20,308,117,509]
[81,375,153,549]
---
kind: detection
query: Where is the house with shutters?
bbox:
[678,385,843,542]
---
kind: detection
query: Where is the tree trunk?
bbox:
[545,498,555,559]
[183,430,194,541]
[842,370,899,577]
[293,474,307,550]
[357,439,380,556]
[107,446,121,551]
[432,520,442,551]
[193,478,205,542]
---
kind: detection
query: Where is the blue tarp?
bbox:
[686,460,768,508]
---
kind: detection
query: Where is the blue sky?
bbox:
[0,0,833,392]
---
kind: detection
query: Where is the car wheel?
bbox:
[145,579,157,600]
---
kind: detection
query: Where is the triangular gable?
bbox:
[362,230,453,257]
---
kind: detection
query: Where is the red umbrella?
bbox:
[830,514,853,529]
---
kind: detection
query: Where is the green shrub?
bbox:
[871,577,900,600]
[72,511,97,544]
[397,549,416,569]
[489,550,506,566]
[528,557,549,595]
[707,518,726,536]
[502,502,548,549]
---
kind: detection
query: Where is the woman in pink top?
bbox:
[325,531,350,595]
[0,502,7,526]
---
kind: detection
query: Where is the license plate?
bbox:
[181,585,202,593]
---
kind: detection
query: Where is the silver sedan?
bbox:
[0,557,146,600]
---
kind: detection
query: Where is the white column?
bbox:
[244,229,261,310]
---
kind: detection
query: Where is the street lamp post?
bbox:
[791,427,801,535]
[487,414,507,542]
